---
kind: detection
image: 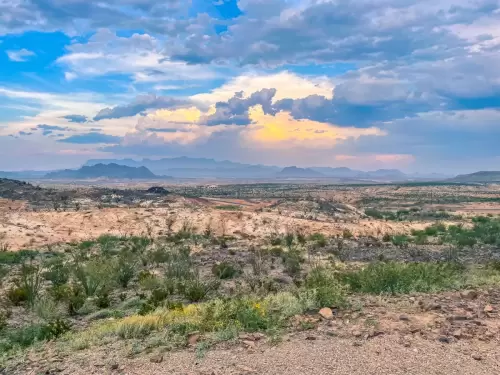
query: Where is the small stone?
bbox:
[305,335,317,341]
[110,362,119,370]
[188,333,200,346]
[484,305,494,313]
[242,340,256,348]
[319,307,334,320]
[452,329,462,339]
[438,336,452,344]
[472,354,483,361]
[235,365,255,373]
[461,290,478,300]
[150,354,163,364]
[352,330,362,337]
[352,341,363,347]
[399,314,410,322]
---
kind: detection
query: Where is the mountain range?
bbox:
[45,163,161,180]
[84,157,446,181]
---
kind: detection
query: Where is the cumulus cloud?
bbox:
[93,94,191,121]
[61,115,88,123]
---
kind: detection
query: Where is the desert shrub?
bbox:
[164,246,194,280]
[391,235,410,248]
[249,247,268,276]
[382,233,391,242]
[182,277,220,302]
[0,265,8,285]
[73,258,114,297]
[7,286,28,306]
[0,250,38,265]
[34,297,65,321]
[305,267,347,308]
[0,319,70,352]
[115,252,137,288]
[43,258,70,287]
[269,236,282,246]
[269,247,283,257]
[342,229,353,239]
[49,284,86,315]
[365,208,385,219]
[455,235,477,248]
[308,233,327,247]
[282,248,303,276]
[414,234,428,245]
[212,262,241,279]
[17,262,43,308]
[96,292,111,309]
[0,310,9,331]
[284,233,295,249]
[341,261,464,294]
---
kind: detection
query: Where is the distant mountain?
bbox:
[311,167,407,180]
[277,166,325,178]
[85,157,279,178]
[449,171,500,183]
[45,163,161,180]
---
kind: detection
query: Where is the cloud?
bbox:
[61,115,88,123]
[0,0,187,35]
[57,29,219,83]
[6,48,35,62]
[93,94,191,121]
[58,132,122,144]
[31,124,70,135]
[191,71,334,105]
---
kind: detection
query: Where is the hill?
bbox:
[449,171,500,183]
[276,166,325,178]
[45,163,160,180]
[85,157,279,178]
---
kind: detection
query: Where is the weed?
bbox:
[342,262,464,294]
[212,262,241,279]
[305,267,347,308]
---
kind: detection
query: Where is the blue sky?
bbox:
[1,0,500,173]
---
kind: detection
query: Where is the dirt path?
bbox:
[39,333,499,375]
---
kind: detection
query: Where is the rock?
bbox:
[472,354,483,361]
[235,365,255,373]
[461,290,478,300]
[352,330,362,337]
[319,307,334,320]
[452,329,462,339]
[305,335,317,341]
[484,305,494,313]
[150,354,164,364]
[438,336,452,344]
[188,332,200,346]
[352,341,363,347]
[242,340,256,348]
[110,362,119,370]
[399,314,410,322]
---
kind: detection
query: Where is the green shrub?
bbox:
[182,277,220,302]
[0,250,38,265]
[342,262,464,294]
[212,262,240,279]
[342,229,353,239]
[43,258,70,287]
[305,267,347,308]
[281,248,303,276]
[115,252,137,288]
[7,286,28,306]
[73,258,114,297]
[391,235,409,248]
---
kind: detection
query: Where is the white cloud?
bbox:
[57,29,219,82]
[191,71,334,105]
[6,48,35,62]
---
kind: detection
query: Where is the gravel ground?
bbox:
[47,333,500,375]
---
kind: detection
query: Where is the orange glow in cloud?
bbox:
[245,105,385,148]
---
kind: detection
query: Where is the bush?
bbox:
[115,252,137,288]
[305,267,347,308]
[281,248,303,276]
[342,229,353,239]
[7,287,28,306]
[73,258,114,297]
[212,262,240,279]
[183,277,220,302]
[391,235,409,248]
[341,262,464,294]
[43,258,70,287]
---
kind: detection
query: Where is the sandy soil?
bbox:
[0,204,426,250]
[22,334,499,375]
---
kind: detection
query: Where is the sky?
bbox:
[1,0,500,173]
